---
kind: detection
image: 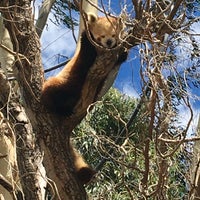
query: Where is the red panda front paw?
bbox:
[76,167,97,185]
[116,50,128,65]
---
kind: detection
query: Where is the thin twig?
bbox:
[95,84,151,171]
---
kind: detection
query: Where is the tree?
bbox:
[190,115,200,199]
[0,0,199,199]
[74,88,192,199]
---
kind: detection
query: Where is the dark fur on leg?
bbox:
[41,31,97,116]
[76,167,97,185]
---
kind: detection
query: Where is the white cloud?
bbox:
[32,0,79,73]
[121,82,140,98]
[41,24,78,66]
[175,21,200,65]
[41,15,78,71]
[191,21,200,42]
[177,104,200,136]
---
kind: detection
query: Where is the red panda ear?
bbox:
[86,12,97,24]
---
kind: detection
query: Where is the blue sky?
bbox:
[34,0,200,132]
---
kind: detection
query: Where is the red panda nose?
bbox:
[106,39,113,47]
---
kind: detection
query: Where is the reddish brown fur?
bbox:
[70,145,96,184]
[41,31,97,116]
[41,14,126,116]
[88,15,121,48]
[41,13,127,184]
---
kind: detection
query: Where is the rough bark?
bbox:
[0,0,85,199]
[0,1,126,199]
[191,116,200,199]
[0,0,189,199]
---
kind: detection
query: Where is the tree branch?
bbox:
[0,174,13,194]
[35,0,56,38]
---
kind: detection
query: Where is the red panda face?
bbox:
[87,14,122,49]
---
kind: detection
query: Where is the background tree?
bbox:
[74,87,192,199]
[0,0,199,200]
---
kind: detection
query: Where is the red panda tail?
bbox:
[70,144,96,184]
[76,166,96,185]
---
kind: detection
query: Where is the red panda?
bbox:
[41,13,127,185]
[41,13,126,116]
[70,144,96,184]
[87,13,121,49]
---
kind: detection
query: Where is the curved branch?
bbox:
[35,0,56,38]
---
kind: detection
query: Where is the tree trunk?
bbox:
[191,115,200,199]
[0,1,86,199]
[0,1,126,199]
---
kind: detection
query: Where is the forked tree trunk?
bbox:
[0,1,125,199]
[191,115,200,199]
[0,0,85,199]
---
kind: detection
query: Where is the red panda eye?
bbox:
[112,34,116,37]
[101,35,105,38]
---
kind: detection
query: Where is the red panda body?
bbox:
[70,145,96,184]
[41,31,97,116]
[41,14,127,116]
[41,13,127,184]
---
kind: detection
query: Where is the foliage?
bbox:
[0,0,200,199]
[73,88,191,199]
[51,0,79,28]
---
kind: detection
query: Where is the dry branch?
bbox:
[0,0,198,199]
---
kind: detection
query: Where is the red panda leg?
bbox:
[41,76,80,116]
[70,143,96,185]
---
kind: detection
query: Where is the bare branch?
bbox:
[35,0,56,38]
